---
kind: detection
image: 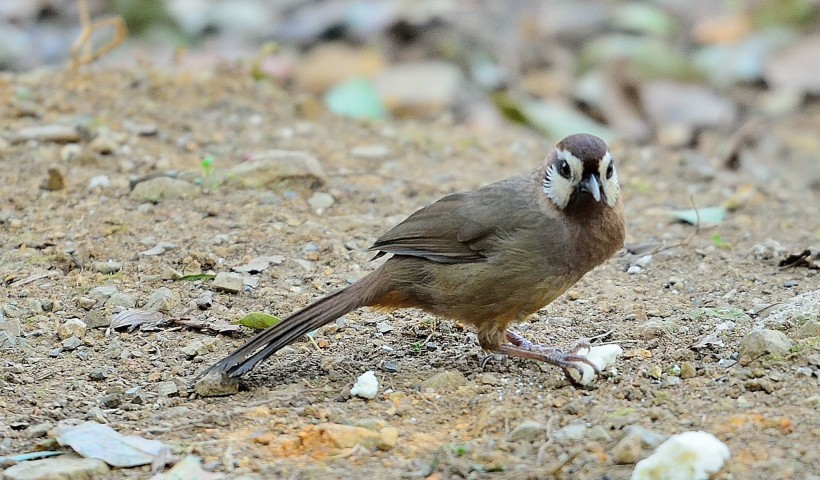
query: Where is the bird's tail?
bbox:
[202,270,391,378]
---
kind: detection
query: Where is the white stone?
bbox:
[632,431,730,480]
[568,344,624,385]
[350,370,379,399]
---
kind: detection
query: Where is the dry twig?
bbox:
[69,0,128,71]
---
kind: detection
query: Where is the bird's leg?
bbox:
[499,330,600,386]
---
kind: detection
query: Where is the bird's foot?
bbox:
[496,330,600,387]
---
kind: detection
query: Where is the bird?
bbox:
[199,133,624,390]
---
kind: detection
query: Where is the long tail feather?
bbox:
[202,270,390,378]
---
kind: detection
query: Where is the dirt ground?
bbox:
[1,68,819,479]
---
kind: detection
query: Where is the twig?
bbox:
[69,0,128,71]
[9,271,60,288]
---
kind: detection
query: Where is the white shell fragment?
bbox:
[350,370,379,399]
[631,431,731,480]
[568,344,624,385]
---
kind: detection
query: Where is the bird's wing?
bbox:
[369,177,544,264]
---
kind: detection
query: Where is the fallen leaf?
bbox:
[107,310,163,334]
[176,273,217,282]
[235,312,282,330]
[55,421,170,468]
[169,317,242,334]
[692,334,725,349]
[778,249,819,270]
[669,206,726,225]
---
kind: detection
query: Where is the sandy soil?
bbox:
[1,68,818,479]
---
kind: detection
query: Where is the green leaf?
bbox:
[325,78,386,120]
[235,312,281,330]
[176,274,216,282]
[668,206,726,225]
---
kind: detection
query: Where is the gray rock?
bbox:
[130,177,199,203]
[105,292,137,309]
[196,291,213,310]
[8,124,81,144]
[57,318,87,340]
[89,286,118,304]
[0,317,22,338]
[739,329,793,359]
[143,287,180,313]
[157,381,179,397]
[24,422,53,439]
[61,336,82,350]
[748,239,787,263]
[508,420,547,442]
[420,370,466,391]
[611,429,644,464]
[2,455,109,480]
[588,424,612,442]
[212,272,244,293]
[75,296,97,310]
[90,260,122,274]
[139,243,176,256]
[637,319,677,340]
[88,135,118,155]
[83,311,110,329]
[551,422,587,442]
[797,318,820,339]
[307,192,335,211]
[2,303,23,318]
[351,144,391,160]
[0,330,16,348]
[374,61,464,118]
[224,150,327,189]
[763,289,820,330]
[680,361,697,379]
[181,340,207,357]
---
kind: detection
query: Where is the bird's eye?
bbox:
[558,160,571,179]
[606,162,614,179]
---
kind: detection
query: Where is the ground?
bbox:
[1,68,818,479]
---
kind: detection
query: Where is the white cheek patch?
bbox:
[543,149,582,209]
[598,151,620,207]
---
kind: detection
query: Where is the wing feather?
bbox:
[369,177,542,264]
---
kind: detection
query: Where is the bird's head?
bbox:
[541,133,620,211]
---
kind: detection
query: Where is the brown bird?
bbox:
[201,133,624,389]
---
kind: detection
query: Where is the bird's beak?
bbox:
[580,175,602,202]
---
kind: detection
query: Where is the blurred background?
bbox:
[1,0,819,145]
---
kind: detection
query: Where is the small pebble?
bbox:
[308,192,335,211]
[680,362,697,379]
[212,272,244,293]
[91,260,122,274]
[57,318,87,340]
[157,381,179,397]
[382,360,399,373]
[61,336,82,350]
